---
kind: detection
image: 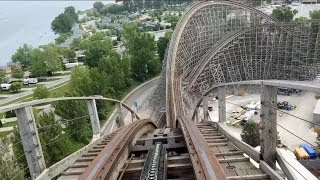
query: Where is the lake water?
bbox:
[0,1,113,66]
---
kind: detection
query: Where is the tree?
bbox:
[33,86,50,99]
[55,32,72,44]
[0,138,25,180]
[157,31,172,62]
[83,33,113,68]
[10,82,22,92]
[51,6,78,34]
[93,1,104,13]
[124,23,161,81]
[64,6,78,22]
[310,10,320,20]
[29,49,47,77]
[63,48,76,63]
[51,13,74,34]
[11,44,33,68]
[54,91,92,143]
[43,45,63,74]
[294,17,310,24]
[241,121,260,147]
[37,112,75,166]
[11,67,24,79]
[271,6,298,22]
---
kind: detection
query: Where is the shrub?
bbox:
[10,82,22,92]
[241,121,260,147]
[33,86,50,99]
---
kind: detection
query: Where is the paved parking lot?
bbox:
[208,91,319,151]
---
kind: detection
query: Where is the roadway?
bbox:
[101,77,159,134]
[0,75,70,106]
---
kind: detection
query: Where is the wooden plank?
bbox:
[217,123,261,162]
[214,151,243,157]
[209,142,228,146]
[259,161,283,180]
[227,174,269,180]
[218,157,250,163]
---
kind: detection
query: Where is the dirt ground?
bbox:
[208,91,319,151]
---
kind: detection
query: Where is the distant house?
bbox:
[301,0,317,3]
[75,50,85,62]
[141,21,159,31]
[0,66,10,74]
[160,22,171,29]
[7,62,21,71]
[139,14,152,22]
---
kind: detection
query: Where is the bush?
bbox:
[10,82,22,92]
[241,121,260,147]
[33,86,50,99]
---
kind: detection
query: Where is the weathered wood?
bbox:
[218,86,226,122]
[259,160,283,180]
[15,106,46,179]
[227,174,269,180]
[260,85,277,169]
[87,99,101,138]
[116,102,124,127]
[203,95,209,121]
[217,122,261,162]
[218,157,250,163]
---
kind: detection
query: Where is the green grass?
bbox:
[49,83,71,98]
[0,82,70,107]
[53,71,71,76]
[0,97,6,100]
[2,121,17,128]
[0,131,12,138]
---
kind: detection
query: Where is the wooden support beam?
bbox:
[227,174,269,180]
[116,103,124,128]
[218,157,250,163]
[203,95,209,122]
[87,99,101,138]
[218,86,226,122]
[15,106,46,179]
[260,84,277,169]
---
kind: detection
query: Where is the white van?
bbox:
[23,78,38,85]
[0,83,11,91]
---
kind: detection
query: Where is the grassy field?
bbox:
[0,131,12,138]
[2,121,17,128]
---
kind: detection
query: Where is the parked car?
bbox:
[300,144,317,159]
[23,78,38,85]
[0,83,11,91]
[294,147,310,160]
